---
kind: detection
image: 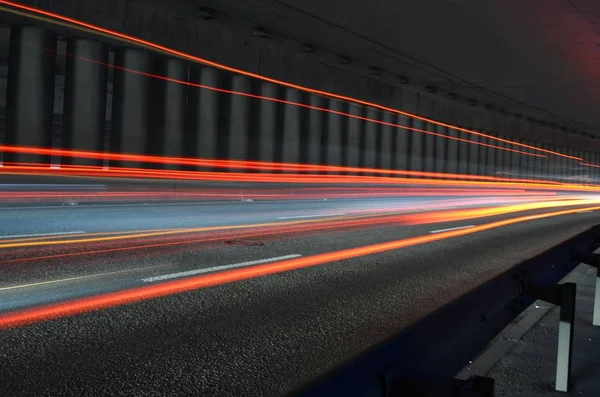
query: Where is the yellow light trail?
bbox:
[0,204,598,328]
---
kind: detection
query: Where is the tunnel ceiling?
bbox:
[185,0,600,135]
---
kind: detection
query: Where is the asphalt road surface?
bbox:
[0,197,599,396]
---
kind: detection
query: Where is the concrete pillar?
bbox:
[585,152,598,183]
[575,152,582,179]
[147,58,187,167]
[409,119,424,171]
[500,135,514,178]
[527,141,535,178]
[540,143,551,181]
[187,67,221,160]
[534,142,543,178]
[544,144,553,180]
[486,133,496,177]
[434,125,446,173]
[560,147,568,182]
[62,38,108,166]
[570,149,579,180]
[566,149,574,180]
[447,127,459,174]
[458,129,469,175]
[560,148,568,182]
[539,143,548,180]
[593,152,598,182]
[423,123,435,172]
[394,114,410,171]
[521,140,529,178]
[228,75,250,161]
[254,82,277,164]
[307,95,324,165]
[580,150,587,181]
[298,92,311,165]
[533,142,549,179]
[558,147,567,182]
[345,103,362,171]
[364,108,379,170]
[592,152,598,182]
[282,88,301,164]
[511,138,521,178]
[325,99,343,167]
[554,148,561,182]
[468,132,479,175]
[577,150,584,179]
[502,136,512,178]
[379,112,394,171]
[534,141,543,179]
[5,26,56,164]
[526,140,534,179]
[495,137,504,178]
[518,140,526,178]
[590,153,596,182]
[520,140,530,179]
[477,133,487,176]
[111,48,153,167]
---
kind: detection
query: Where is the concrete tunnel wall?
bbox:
[0,16,599,181]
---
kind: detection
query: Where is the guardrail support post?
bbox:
[570,251,600,326]
[592,269,600,326]
[556,283,576,393]
[526,282,576,393]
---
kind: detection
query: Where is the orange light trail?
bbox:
[1,204,598,328]
[0,0,581,161]
[0,229,175,245]
[0,197,596,253]
[0,214,365,249]
[4,163,600,194]
[0,145,549,183]
[581,163,600,169]
[0,208,454,264]
[0,160,561,187]
[0,214,408,265]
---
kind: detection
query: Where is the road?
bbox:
[0,195,599,396]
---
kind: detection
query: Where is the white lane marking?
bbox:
[0,184,106,188]
[277,213,346,220]
[142,254,302,283]
[0,266,162,292]
[0,230,86,239]
[429,225,475,234]
[0,199,331,211]
[577,210,593,214]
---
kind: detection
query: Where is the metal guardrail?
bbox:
[290,226,600,397]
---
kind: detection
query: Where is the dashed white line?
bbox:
[0,199,334,211]
[0,230,86,239]
[429,225,475,234]
[277,213,346,220]
[0,266,162,292]
[141,254,302,283]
